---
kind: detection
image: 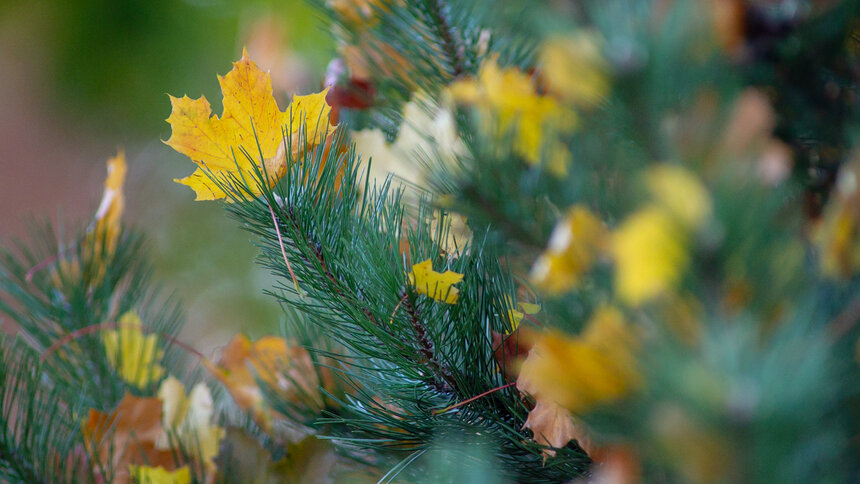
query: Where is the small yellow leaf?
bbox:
[128,465,190,484]
[407,259,464,304]
[103,312,164,388]
[156,376,224,470]
[166,49,336,201]
[506,297,541,331]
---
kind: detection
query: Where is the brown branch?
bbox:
[402,289,455,394]
[428,0,466,78]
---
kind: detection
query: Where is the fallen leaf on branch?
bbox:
[407,259,464,304]
[492,326,536,382]
[166,50,336,201]
[205,335,321,431]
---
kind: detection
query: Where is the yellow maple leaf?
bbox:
[166,49,336,201]
[128,465,190,484]
[156,376,224,471]
[407,259,464,304]
[103,312,165,388]
[517,307,639,414]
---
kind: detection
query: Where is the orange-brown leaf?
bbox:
[82,393,177,483]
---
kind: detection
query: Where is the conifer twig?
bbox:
[40,320,204,363]
[427,0,466,78]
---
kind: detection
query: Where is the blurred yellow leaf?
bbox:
[530,205,608,294]
[128,465,190,484]
[540,32,610,106]
[166,49,336,201]
[517,307,639,414]
[52,150,127,289]
[103,312,164,388]
[88,149,127,257]
[613,207,688,306]
[219,428,337,484]
[646,164,711,229]
[407,259,464,304]
[449,59,575,176]
[814,159,860,278]
[327,0,387,26]
[156,376,224,471]
[507,297,540,331]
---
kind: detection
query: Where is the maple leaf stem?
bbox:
[268,202,304,298]
[40,321,205,363]
[432,382,516,416]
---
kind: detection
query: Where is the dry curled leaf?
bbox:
[82,393,176,484]
[522,398,580,460]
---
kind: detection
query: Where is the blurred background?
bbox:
[0,0,334,350]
